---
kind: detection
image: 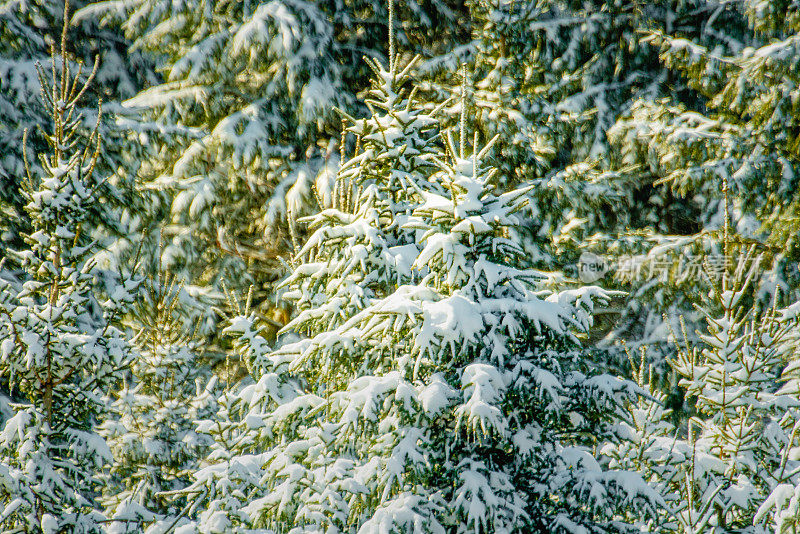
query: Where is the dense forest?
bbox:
[2,0,800,532]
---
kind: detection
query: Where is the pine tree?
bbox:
[0,0,154,262]
[0,16,138,531]
[122,289,276,532]
[604,246,800,534]
[99,266,218,533]
[644,249,800,533]
[175,49,663,531]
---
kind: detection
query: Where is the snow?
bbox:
[338,372,405,425]
[418,374,456,415]
[357,494,443,534]
[40,514,58,534]
[416,293,484,357]
[456,363,508,437]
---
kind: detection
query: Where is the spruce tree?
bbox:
[413,0,749,376]
[99,266,218,532]
[670,251,800,532]
[0,0,153,262]
[0,18,138,531]
[602,350,688,532]
[158,302,276,532]
[609,247,800,533]
[176,50,662,532]
[756,311,800,533]
[166,50,446,532]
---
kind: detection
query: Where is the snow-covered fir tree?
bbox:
[607,244,800,533]
[669,249,800,533]
[163,48,445,532]
[172,49,664,531]
[0,0,154,263]
[130,289,273,532]
[99,265,218,532]
[602,349,688,532]
[411,0,754,378]
[0,24,138,531]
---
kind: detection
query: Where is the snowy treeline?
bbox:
[2,0,800,532]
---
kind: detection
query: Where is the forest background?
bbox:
[2,0,800,532]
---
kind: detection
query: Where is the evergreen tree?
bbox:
[608,0,800,350]
[637,1,800,262]
[412,0,752,376]
[0,22,138,531]
[756,305,800,533]
[99,267,218,533]
[176,52,662,532]
[609,248,800,533]
[0,0,154,262]
[602,350,689,532]
[156,303,276,532]
[420,0,731,251]
[670,250,800,532]
[166,51,446,532]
